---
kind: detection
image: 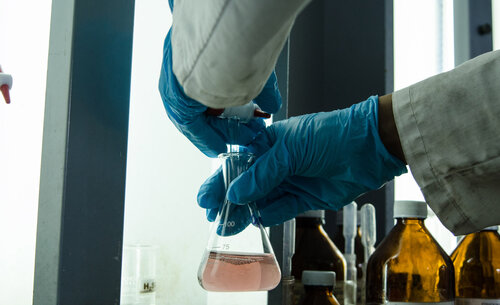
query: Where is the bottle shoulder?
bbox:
[451,230,500,298]
[451,231,500,264]
[368,222,453,270]
[295,226,344,257]
[366,221,455,303]
[293,225,346,279]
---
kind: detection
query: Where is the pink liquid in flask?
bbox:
[199,251,281,292]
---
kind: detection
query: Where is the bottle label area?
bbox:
[121,277,156,305]
[456,299,500,305]
[140,278,156,293]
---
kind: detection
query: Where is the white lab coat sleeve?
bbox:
[392,50,500,235]
[171,0,311,108]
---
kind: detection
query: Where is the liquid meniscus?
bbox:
[199,251,281,292]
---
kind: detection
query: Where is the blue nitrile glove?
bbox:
[198,96,407,227]
[158,29,282,157]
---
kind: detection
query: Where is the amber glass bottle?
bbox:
[293,210,346,305]
[365,200,454,305]
[451,226,500,305]
[299,271,341,305]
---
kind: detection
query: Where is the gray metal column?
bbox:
[287,0,395,244]
[33,0,135,303]
[454,0,493,65]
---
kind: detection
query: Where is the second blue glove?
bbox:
[198,96,407,227]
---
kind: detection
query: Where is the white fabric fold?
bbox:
[171,0,311,108]
[393,50,500,235]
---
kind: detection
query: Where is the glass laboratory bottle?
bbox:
[365,200,455,305]
[299,271,341,305]
[451,226,500,305]
[333,211,364,304]
[197,151,281,292]
[293,210,346,305]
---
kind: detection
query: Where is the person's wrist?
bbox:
[378,94,406,164]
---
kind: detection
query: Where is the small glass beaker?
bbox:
[198,152,281,292]
[121,244,158,305]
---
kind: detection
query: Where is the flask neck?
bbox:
[395,218,426,226]
[393,218,433,239]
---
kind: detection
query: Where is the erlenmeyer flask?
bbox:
[198,151,281,292]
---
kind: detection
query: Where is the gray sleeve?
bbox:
[171,0,311,108]
[393,50,500,235]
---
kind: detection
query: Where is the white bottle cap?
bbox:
[483,225,499,231]
[0,72,13,89]
[219,102,258,123]
[297,210,325,219]
[393,200,427,219]
[302,270,336,287]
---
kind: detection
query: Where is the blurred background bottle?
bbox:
[299,271,340,305]
[365,200,454,305]
[451,226,500,305]
[292,210,346,305]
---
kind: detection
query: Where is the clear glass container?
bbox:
[120,245,158,305]
[197,152,281,292]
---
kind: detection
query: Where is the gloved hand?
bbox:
[159,29,282,157]
[198,96,407,227]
